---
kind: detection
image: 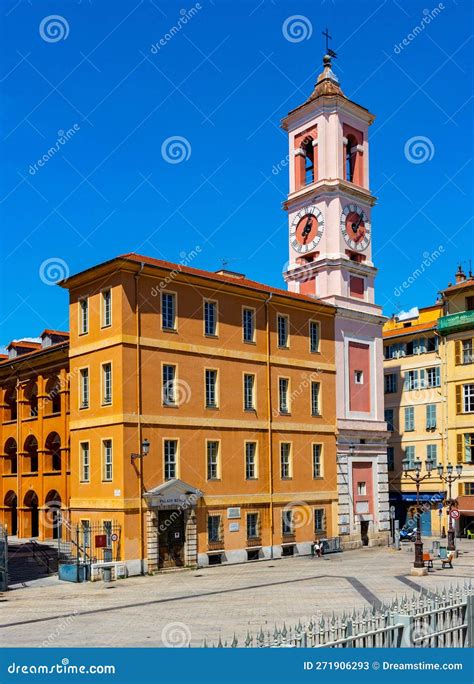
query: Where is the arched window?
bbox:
[45,432,61,472]
[345,135,357,183]
[24,435,38,473]
[25,382,38,418]
[4,438,17,475]
[4,387,17,421]
[303,138,314,185]
[45,376,61,414]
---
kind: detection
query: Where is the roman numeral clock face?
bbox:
[340,204,371,251]
[289,206,324,254]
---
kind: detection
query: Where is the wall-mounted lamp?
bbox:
[131,438,150,463]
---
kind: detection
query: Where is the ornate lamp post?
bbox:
[402,457,433,569]
[437,462,463,551]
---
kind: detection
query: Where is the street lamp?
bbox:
[131,437,151,463]
[437,462,463,551]
[402,456,433,569]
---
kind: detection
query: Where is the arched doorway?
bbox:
[23,490,39,538]
[45,432,61,472]
[44,490,62,540]
[4,438,17,475]
[4,491,17,536]
[23,435,38,473]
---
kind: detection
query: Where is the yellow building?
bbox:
[59,253,339,574]
[383,304,447,535]
[438,267,474,536]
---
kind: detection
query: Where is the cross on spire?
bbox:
[322,27,337,59]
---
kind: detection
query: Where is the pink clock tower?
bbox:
[282,54,390,548]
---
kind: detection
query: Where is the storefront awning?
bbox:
[144,479,203,509]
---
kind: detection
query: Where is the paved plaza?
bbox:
[1,541,472,648]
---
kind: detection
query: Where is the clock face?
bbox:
[290,206,324,254]
[340,204,371,251]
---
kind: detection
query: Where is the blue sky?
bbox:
[1,0,473,343]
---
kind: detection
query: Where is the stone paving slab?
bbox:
[0,541,472,647]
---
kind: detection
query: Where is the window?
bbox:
[103,439,113,481]
[205,369,218,408]
[279,378,289,414]
[80,368,89,409]
[282,510,294,536]
[104,520,112,547]
[243,374,255,411]
[161,292,176,330]
[426,404,437,429]
[80,443,90,482]
[208,515,221,543]
[466,296,474,311]
[405,445,415,469]
[426,366,441,388]
[384,374,397,394]
[245,442,257,480]
[81,520,91,548]
[345,136,356,182]
[102,363,112,405]
[458,434,474,463]
[206,441,219,480]
[277,314,289,348]
[303,138,315,185]
[404,370,419,391]
[357,481,367,495]
[404,406,415,432]
[79,298,88,334]
[243,308,255,343]
[164,439,178,479]
[384,409,394,431]
[204,300,217,336]
[463,384,474,413]
[102,289,111,327]
[465,482,474,495]
[246,513,259,539]
[427,444,437,468]
[309,321,320,353]
[462,339,473,364]
[387,446,395,471]
[280,442,291,479]
[162,365,176,406]
[354,370,363,384]
[314,508,325,534]
[312,444,322,478]
[426,336,438,353]
[311,382,320,416]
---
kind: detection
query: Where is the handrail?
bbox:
[29,539,53,573]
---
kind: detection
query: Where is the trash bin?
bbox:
[102,566,112,583]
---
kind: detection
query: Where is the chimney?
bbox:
[455,265,466,284]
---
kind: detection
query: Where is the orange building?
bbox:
[59,254,338,573]
[0,331,70,540]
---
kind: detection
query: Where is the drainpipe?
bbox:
[264,292,274,559]
[135,263,145,575]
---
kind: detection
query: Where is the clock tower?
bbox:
[282,54,390,548]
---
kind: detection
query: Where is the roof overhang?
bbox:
[144,479,203,509]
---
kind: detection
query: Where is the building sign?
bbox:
[229,522,240,532]
[227,507,241,519]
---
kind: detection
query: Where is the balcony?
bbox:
[438,310,474,335]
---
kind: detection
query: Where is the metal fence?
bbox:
[58,519,121,581]
[206,582,473,648]
[0,525,7,592]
